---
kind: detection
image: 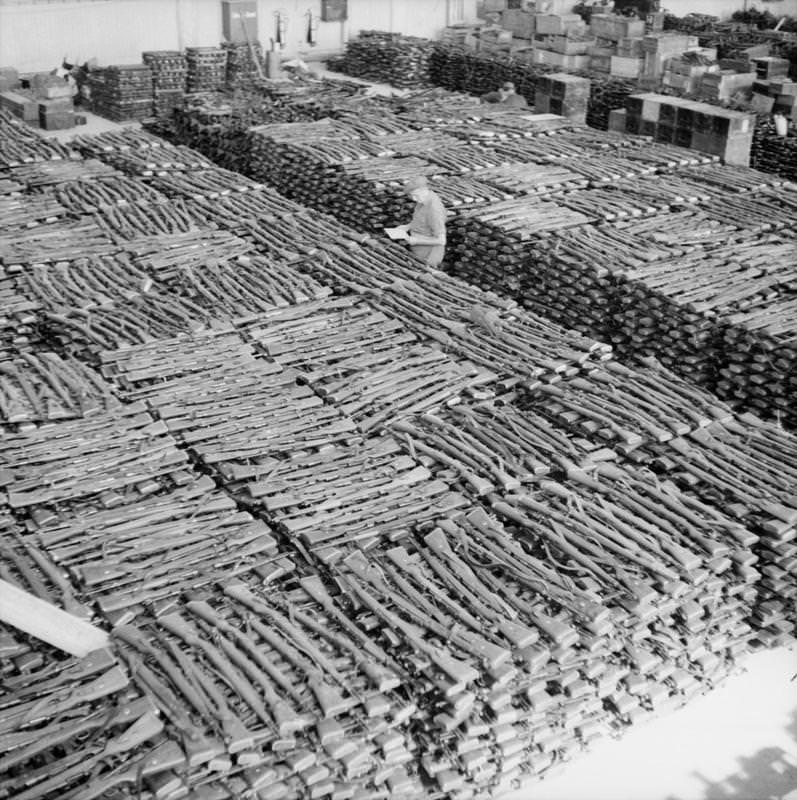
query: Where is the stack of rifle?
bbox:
[615,238,797,387]
[0,109,75,167]
[33,474,280,618]
[0,279,41,355]
[238,436,468,558]
[40,291,212,356]
[477,163,588,195]
[8,157,115,189]
[92,197,201,242]
[1,403,188,510]
[89,144,212,176]
[718,296,797,428]
[0,219,116,267]
[527,358,735,456]
[585,76,638,130]
[0,641,181,800]
[243,296,494,433]
[223,41,264,87]
[112,581,426,799]
[146,164,264,199]
[125,229,253,275]
[71,127,170,155]
[522,224,657,342]
[55,174,168,212]
[334,31,435,88]
[751,119,797,182]
[365,272,611,388]
[626,414,797,647]
[155,253,331,317]
[0,352,119,425]
[2,104,797,800]
[142,50,187,118]
[427,174,513,207]
[0,194,67,230]
[19,253,159,311]
[185,46,228,93]
[88,64,154,122]
[448,198,594,297]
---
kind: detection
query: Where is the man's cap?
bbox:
[403,175,428,192]
[502,81,515,91]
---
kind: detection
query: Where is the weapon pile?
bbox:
[223,41,264,87]
[1,94,796,800]
[751,118,797,182]
[142,50,188,119]
[185,46,228,93]
[0,352,119,425]
[332,31,435,89]
[0,109,76,168]
[87,64,154,122]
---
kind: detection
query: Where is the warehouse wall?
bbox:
[0,0,478,74]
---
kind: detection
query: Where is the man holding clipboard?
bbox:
[385,176,447,268]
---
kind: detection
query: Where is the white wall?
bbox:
[0,0,479,74]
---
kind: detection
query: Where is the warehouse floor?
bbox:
[508,646,797,800]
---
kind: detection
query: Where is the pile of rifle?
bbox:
[55,174,168,212]
[751,119,797,182]
[0,110,75,168]
[0,352,119,425]
[0,640,180,800]
[0,278,41,355]
[185,47,229,93]
[0,193,67,229]
[223,41,264,87]
[142,51,187,119]
[242,296,495,433]
[88,65,154,122]
[333,31,435,89]
[0,219,116,266]
[584,77,638,130]
[2,92,797,800]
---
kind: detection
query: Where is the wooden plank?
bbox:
[0,579,109,657]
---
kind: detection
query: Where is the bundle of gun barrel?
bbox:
[1,93,796,800]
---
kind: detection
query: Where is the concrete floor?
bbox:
[512,646,797,800]
[31,80,797,800]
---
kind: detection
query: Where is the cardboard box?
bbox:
[608,108,627,132]
[39,110,76,130]
[501,9,535,38]
[535,14,584,36]
[536,34,595,54]
[610,55,642,78]
[590,14,645,42]
[751,57,790,80]
[39,98,74,114]
[531,49,591,69]
[626,93,663,122]
[616,37,646,58]
[720,132,753,166]
[771,80,797,97]
[41,83,73,100]
[750,93,776,113]
[483,0,508,10]
[0,90,39,123]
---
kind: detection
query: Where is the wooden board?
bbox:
[0,579,109,657]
